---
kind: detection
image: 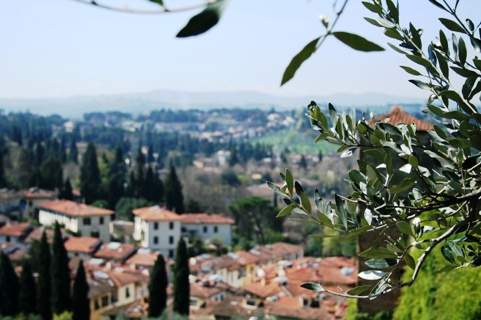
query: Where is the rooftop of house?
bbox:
[190,278,229,299]
[179,213,235,225]
[23,187,56,200]
[64,236,102,254]
[0,242,29,262]
[0,222,34,237]
[94,242,137,261]
[24,226,70,244]
[39,200,114,217]
[374,106,434,131]
[132,205,181,222]
[124,249,162,268]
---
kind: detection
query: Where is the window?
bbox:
[6,236,10,242]
[169,222,174,230]
[91,231,100,238]
[203,226,208,233]
[125,287,130,299]
[83,217,91,225]
[214,226,218,233]
[153,236,158,244]
[99,217,104,225]
[169,249,174,258]
[154,222,159,230]
[101,295,109,307]
[94,299,100,310]
[169,236,174,244]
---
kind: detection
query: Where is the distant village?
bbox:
[0,193,354,320]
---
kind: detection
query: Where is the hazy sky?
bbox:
[0,0,477,99]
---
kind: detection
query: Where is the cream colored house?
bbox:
[180,213,235,246]
[38,200,114,240]
[132,206,181,259]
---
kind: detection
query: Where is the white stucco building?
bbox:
[38,200,114,241]
[180,213,235,246]
[132,206,181,259]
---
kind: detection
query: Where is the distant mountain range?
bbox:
[0,90,425,118]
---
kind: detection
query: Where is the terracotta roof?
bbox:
[125,250,162,268]
[132,206,181,221]
[234,250,260,266]
[94,242,137,261]
[39,200,114,217]
[180,213,234,225]
[242,281,282,299]
[190,281,227,299]
[0,242,30,262]
[375,106,434,131]
[25,226,69,244]
[101,298,148,318]
[270,242,304,256]
[212,296,263,319]
[0,223,34,237]
[23,188,56,200]
[264,299,334,320]
[0,189,23,203]
[64,236,102,254]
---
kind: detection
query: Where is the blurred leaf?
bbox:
[177,0,227,37]
[358,270,388,280]
[439,18,465,33]
[365,258,398,269]
[404,252,416,270]
[400,65,422,76]
[397,221,415,237]
[347,285,371,295]
[285,169,294,195]
[281,37,320,85]
[301,282,325,292]
[276,204,296,218]
[332,32,385,52]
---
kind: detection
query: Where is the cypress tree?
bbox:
[19,260,37,315]
[0,149,6,188]
[107,146,126,208]
[164,163,184,214]
[40,155,63,190]
[173,238,190,316]
[72,260,90,320]
[37,231,52,320]
[59,178,74,201]
[68,137,78,163]
[51,222,71,315]
[148,254,168,318]
[0,251,19,316]
[80,142,101,204]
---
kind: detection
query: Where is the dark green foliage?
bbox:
[80,142,101,204]
[68,137,78,163]
[37,232,52,320]
[148,254,168,318]
[72,261,90,320]
[19,260,37,315]
[220,169,240,187]
[39,155,63,190]
[0,252,19,316]
[107,146,126,208]
[164,163,184,214]
[59,178,74,201]
[173,238,190,316]
[0,150,5,188]
[229,196,283,246]
[115,197,152,221]
[51,222,71,315]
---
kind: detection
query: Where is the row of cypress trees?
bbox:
[0,222,90,320]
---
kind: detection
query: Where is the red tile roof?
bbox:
[64,236,102,254]
[242,281,282,299]
[25,226,69,244]
[132,206,181,221]
[23,188,56,200]
[375,106,434,131]
[94,242,137,261]
[125,250,161,268]
[234,250,260,266]
[39,200,114,217]
[180,213,234,225]
[0,223,33,237]
[190,281,227,299]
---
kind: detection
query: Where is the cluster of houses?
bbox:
[0,192,355,320]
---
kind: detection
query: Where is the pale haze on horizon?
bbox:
[0,0,477,101]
